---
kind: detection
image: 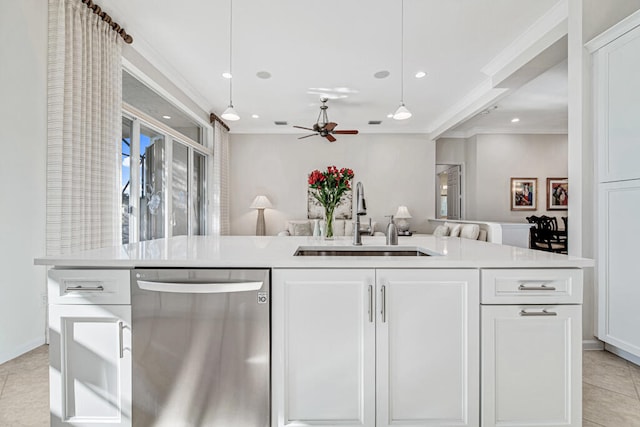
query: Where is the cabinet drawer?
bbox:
[481,269,582,304]
[48,269,130,305]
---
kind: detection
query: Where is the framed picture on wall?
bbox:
[510,177,537,211]
[547,178,568,210]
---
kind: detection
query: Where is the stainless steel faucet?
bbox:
[353,182,367,245]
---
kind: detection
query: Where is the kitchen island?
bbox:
[36,235,593,427]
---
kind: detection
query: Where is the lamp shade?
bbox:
[221,105,240,121]
[393,103,412,120]
[395,205,412,219]
[250,195,272,209]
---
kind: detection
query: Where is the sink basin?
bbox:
[294,246,435,257]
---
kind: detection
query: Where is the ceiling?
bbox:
[105,0,567,137]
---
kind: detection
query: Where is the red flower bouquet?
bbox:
[308,166,354,238]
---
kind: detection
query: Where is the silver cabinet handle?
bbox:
[381,285,386,323]
[64,285,105,292]
[518,283,556,291]
[368,285,373,323]
[519,309,557,317]
[118,321,124,359]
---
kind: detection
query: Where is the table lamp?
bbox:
[394,205,412,234]
[250,195,272,236]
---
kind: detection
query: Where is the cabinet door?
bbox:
[598,180,640,357]
[481,305,581,427]
[376,269,479,427]
[272,269,376,427]
[595,24,640,182]
[49,305,132,427]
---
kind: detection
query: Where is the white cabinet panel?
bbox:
[598,180,640,356]
[481,305,581,427]
[272,269,376,427]
[595,24,640,182]
[376,269,479,427]
[49,305,132,427]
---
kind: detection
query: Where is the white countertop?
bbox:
[35,235,594,269]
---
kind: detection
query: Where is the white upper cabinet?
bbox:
[593,22,640,182]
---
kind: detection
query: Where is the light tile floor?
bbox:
[1,346,640,426]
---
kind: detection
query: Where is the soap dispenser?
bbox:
[386,215,398,245]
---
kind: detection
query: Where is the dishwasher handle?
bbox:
[137,280,263,294]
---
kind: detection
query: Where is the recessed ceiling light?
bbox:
[415,71,427,78]
[511,117,520,123]
[162,115,171,119]
[256,71,271,79]
[374,70,390,79]
[252,114,260,119]
[386,113,394,118]
[222,72,232,79]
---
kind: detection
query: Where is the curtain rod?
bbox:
[210,113,231,132]
[81,0,133,44]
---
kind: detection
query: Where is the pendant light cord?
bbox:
[400,0,404,105]
[229,0,234,106]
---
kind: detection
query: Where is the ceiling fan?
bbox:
[293,98,359,142]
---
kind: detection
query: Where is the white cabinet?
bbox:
[593,23,640,183]
[48,269,132,427]
[598,180,640,356]
[272,269,376,427]
[272,268,479,427]
[480,268,583,427]
[376,269,479,427]
[481,305,581,427]
[591,15,640,361]
[49,304,132,427]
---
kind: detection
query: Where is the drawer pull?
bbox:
[118,321,124,359]
[518,284,556,291]
[65,285,105,292]
[519,309,557,317]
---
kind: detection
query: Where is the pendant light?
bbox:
[393,0,412,121]
[221,0,240,121]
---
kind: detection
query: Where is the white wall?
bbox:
[229,133,435,236]
[437,134,568,223]
[0,1,48,363]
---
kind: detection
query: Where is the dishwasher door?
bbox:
[131,269,270,427]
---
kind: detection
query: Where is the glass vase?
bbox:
[324,205,335,239]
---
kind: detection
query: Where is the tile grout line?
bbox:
[0,374,7,399]
[629,361,640,402]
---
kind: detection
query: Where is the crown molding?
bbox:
[440,126,568,139]
[585,8,640,52]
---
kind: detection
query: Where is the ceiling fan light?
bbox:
[393,104,412,120]
[221,105,240,121]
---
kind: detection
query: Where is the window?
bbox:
[120,72,211,244]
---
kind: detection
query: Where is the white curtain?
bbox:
[212,122,230,235]
[47,0,122,255]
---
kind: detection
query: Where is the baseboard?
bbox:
[0,336,46,365]
[583,339,605,351]
[605,343,640,366]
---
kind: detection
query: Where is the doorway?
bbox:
[436,165,462,220]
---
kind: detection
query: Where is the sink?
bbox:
[293,246,435,257]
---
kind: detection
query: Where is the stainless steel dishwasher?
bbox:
[131,268,270,427]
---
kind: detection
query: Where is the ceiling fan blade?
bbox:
[325,134,337,142]
[324,122,337,132]
[332,130,359,135]
[293,125,315,131]
[298,134,317,139]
